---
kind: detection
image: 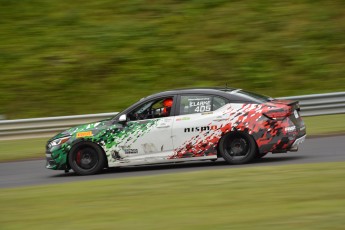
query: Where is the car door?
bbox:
[171,94,229,161]
[112,96,176,165]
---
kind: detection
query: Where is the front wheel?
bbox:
[68,142,106,175]
[218,132,257,164]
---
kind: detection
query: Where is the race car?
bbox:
[46,88,306,175]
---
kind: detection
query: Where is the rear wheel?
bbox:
[219,132,257,164]
[68,142,106,175]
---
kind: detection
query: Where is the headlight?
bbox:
[49,136,71,148]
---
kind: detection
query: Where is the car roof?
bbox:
[146,87,237,99]
[114,87,267,119]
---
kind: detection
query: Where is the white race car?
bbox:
[46,88,306,175]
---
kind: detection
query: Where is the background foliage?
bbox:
[1,0,344,118]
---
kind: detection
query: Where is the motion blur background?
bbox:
[1,0,344,119]
[1,2,345,230]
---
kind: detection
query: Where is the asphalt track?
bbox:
[1,135,344,189]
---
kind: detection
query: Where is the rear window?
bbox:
[230,90,273,103]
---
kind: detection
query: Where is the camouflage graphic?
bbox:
[170,101,305,159]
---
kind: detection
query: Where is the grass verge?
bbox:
[1,162,345,229]
[0,137,47,162]
[0,114,344,163]
[303,114,345,136]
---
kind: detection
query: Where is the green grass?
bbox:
[0,0,345,119]
[304,114,345,136]
[0,114,344,162]
[0,138,47,162]
[1,162,345,229]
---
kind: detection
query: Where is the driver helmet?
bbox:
[162,98,173,108]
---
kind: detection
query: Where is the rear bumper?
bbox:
[289,134,307,151]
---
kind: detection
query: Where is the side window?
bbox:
[179,95,228,115]
[180,95,212,115]
[128,97,174,121]
[213,96,228,110]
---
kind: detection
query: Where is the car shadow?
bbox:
[50,155,307,178]
[252,155,307,164]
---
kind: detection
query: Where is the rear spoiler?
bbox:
[290,101,300,111]
[285,100,300,111]
[272,99,300,111]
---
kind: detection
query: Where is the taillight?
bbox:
[264,108,292,120]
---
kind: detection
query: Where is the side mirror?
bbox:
[119,114,127,123]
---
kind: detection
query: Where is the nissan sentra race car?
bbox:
[46,88,306,175]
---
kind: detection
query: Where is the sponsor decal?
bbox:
[176,117,190,121]
[294,110,299,118]
[285,126,296,133]
[184,125,218,133]
[124,149,138,154]
[119,145,139,154]
[76,131,93,138]
[188,97,211,113]
[202,111,213,115]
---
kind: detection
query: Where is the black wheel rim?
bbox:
[224,137,250,160]
[74,147,99,170]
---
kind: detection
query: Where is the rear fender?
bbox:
[216,130,259,156]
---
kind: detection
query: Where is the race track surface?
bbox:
[1,135,344,188]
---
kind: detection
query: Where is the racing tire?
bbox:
[68,142,106,175]
[218,132,257,164]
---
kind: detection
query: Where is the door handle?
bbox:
[157,125,170,128]
[213,115,228,121]
[213,119,227,121]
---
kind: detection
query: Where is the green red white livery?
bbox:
[46,88,306,175]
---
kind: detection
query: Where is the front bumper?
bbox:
[45,152,56,169]
[45,147,69,170]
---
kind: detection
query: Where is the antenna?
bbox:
[225,83,228,90]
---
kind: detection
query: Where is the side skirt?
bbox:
[108,155,217,167]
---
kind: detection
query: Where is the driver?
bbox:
[161,98,173,117]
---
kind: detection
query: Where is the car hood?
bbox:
[50,118,121,141]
